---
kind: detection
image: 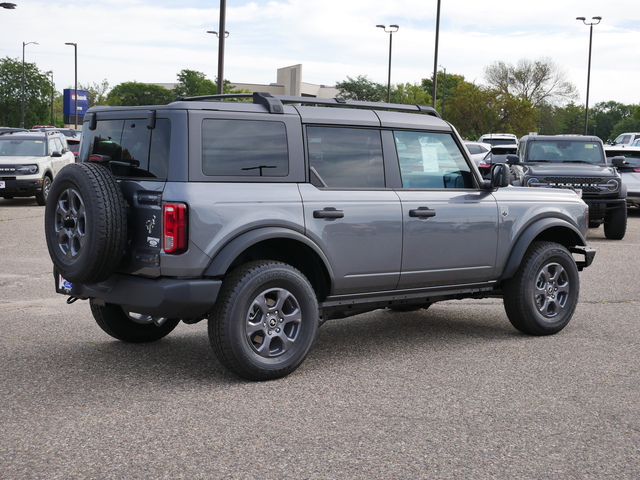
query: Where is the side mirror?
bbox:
[490,163,511,188]
[611,156,626,168]
[51,151,62,158]
[506,154,520,165]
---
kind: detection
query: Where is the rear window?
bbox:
[202,119,288,177]
[79,118,171,179]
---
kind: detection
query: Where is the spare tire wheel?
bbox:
[45,162,127,284]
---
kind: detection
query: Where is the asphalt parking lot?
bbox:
[1,197,639,480]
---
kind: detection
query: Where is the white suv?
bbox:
[0,130,74,205]
[477,133,518,146]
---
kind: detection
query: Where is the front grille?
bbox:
[540,175,615,194]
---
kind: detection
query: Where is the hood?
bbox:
[523,163,618,177]
[0,155,45,165]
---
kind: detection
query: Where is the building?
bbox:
[156,64,340,98]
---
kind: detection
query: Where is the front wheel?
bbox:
[603,206,627,240]
[503,241,579,336]
[36,175,52,206]
[90,301,180,342]
[209,261,318,381]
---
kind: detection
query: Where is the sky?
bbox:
[1,0,638,106]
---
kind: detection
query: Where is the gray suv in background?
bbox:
[44,93,595,380]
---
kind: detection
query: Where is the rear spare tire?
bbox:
[45,162,127,284]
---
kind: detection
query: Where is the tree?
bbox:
[173,69,217,98]
[80,79,110,107]
[106,82,174,106]
[390,82,430,105]
[610,105,640,140]
[484,58,578,108]
[0,56,54,127]
[335,75,386,102]
[422,71,465,118]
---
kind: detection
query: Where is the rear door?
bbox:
[299,125,402,295]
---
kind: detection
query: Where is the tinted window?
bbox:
[307,126,384,188]
[79,118,171,179]
[202,119,288,177]
[527,140,604,164]
[396,131,472,189]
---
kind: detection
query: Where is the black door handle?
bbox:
[409,207,436,218]
[313,207,344,219]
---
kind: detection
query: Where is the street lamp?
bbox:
[21,41,38,128]
[376,24,399,103]
[207,29,229,94]
[65,42,78,129]
[576,16,602,136]
[1,2,17,8]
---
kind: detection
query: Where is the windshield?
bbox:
[0,138,47,157]
[526,140,604,164]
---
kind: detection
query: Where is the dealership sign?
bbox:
[63,89,89,118]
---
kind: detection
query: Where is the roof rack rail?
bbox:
[175,92,441,118]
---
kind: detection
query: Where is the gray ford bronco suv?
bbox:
[44,93,595,380]
[508,135,627,240]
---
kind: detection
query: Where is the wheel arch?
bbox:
[500,218,586,281]
[204,227,333,301]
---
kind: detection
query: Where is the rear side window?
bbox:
[202,119,288,177]
[79,118,171,179]
[307,126,385,188]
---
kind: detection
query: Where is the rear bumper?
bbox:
[58,272,222,318]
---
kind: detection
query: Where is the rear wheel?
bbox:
[603,205,627,240]
[209,261,318,381]
[503,241,579,336]
[90,301,180,343]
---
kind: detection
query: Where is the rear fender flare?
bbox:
[204,226,334,279]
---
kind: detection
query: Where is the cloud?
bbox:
[1,0,637,105]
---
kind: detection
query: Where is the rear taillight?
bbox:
[163,203,188,254]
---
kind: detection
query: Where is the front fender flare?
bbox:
[499,217,586,281]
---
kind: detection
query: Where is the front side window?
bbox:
[202,119,288,177]
[307,126,384,188]
[396,131,472,189]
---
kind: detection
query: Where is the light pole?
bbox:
[65,42,78,129]
[208,0,227,94]
[439,65,446,119]
[1,2,17,8]
[21,41,38,128]
[49,71,54,125]
[207,29,229,94]
[432,0,441,108]
[576,16,601,136]
[376,24,399,103]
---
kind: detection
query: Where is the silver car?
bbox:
[605,146,640,208]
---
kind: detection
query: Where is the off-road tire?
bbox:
[35,174,51,206]
[503,241,579,336]
[45,163,127,284]
[91,301,180,343]
[209,261,318,381]
[603,205,627,240]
